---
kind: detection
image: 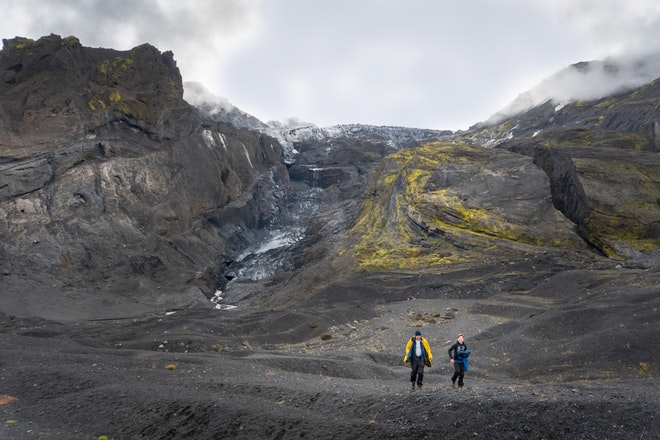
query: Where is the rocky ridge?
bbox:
[458,78,660,259]
[0,35,290,320]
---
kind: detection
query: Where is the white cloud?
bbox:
[1,0,260,88]
[539,0,660,56]
[1,0,659,130]
[481,0,660,124]
[182,82,234,114]
[488,52,660,124]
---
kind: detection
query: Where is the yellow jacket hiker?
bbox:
[403,330,433,390]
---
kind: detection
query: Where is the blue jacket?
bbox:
[453,349,471,371]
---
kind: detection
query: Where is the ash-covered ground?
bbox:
[1,255,658,439]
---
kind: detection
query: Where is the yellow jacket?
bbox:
[403,336,433,364]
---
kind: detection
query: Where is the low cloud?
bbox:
[550,0,660,58]
[183,82,234,115]
[2,0,659,130]
[486,52,660,125]
[2,0,258,87]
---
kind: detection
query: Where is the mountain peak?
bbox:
[484,52,660,126]
[0,34,186,147]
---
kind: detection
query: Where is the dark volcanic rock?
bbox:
[348,142,587,270]
[0,34,185,146]
[499,133,659,258]
[453,77,660,259]
[0,35,290,320]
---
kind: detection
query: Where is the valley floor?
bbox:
[1,281,658,439]
[1,254,658,439]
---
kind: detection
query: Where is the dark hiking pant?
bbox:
[410,357,425,385]
[451,361,465,386]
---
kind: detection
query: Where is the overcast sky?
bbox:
[2,0,659,130]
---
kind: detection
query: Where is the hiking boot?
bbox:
[417,384,423,391]
[411,383,416,390]
[451,381,456,388]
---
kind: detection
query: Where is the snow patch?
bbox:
[211,290,237,310]
[202,129,216,148]
[238,227,304,262]
[240,142,253,168]
[218,133,228,150]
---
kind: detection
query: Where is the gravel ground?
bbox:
[0,262,658,439]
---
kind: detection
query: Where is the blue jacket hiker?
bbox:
[448,333,470,388]
[403,330,433,391]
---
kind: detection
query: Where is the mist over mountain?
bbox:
[183,81,268,131]
[183,81,452,166]
[184,49,660,155]
[484,52,660,126]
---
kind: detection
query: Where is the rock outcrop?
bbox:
[479,79,660,259]
[0,35,290,319]
[503,128,659,258]
[349,142,588,271]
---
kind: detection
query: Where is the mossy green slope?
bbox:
[503,128,660,258]
[350,142,584,271]
[0,35,186,146]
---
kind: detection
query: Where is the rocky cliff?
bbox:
[462,76,660,259]
[0,35,290,320]
[347,78,660,269]
[1,35,658,322]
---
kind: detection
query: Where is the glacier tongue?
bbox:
[237,227,305,262]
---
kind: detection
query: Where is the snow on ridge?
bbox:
[485,52,660,126]
[183,83,449,163]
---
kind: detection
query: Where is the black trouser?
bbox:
[410,357,425,385]
[451,361,465,386]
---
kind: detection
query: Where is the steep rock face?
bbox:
[349,142,587,271]
[0,35,289,319]
[0,34,185,146]
[451,79,660,259]
[493,83,660,258]
[501,130,659,257]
